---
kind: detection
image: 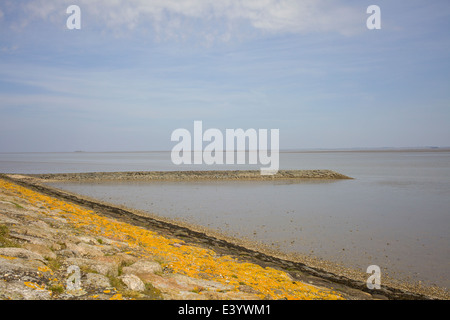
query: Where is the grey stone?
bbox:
[172,274,234,291]
[0,248,45,262]
[65,258,118,276]
[65,242,104,258]
[119,274,146,292]
[84,273,111,289]
[0,281,51,300]
[0,258,36,275]
[122,260,163,275]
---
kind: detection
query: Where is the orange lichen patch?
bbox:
[109,293,124,300]
[38,266,53,274]
[0,179,343,300]
[24,281,46,291]
[0,255,17,260]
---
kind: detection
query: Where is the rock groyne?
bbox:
[27,169,353,182]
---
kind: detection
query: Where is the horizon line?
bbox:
[1,146,449,154]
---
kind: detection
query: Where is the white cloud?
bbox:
[17,0,363,40]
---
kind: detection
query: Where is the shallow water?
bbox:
[2,150,450,288]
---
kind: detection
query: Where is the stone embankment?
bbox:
[0,176,346,300]
[27,169,353,182]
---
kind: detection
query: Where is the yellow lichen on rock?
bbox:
[0,178,343,300]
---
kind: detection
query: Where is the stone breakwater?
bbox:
[26,169,353,182]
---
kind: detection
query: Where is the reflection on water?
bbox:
[2,150,450,288]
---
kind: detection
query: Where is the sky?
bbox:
[0,0,449,152]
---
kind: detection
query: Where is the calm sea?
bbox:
[1,150,449,288]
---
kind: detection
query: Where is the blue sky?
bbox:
[0,0,449,152]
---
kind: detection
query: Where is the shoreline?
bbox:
[1,147,449,155]
[1,171,448,299]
